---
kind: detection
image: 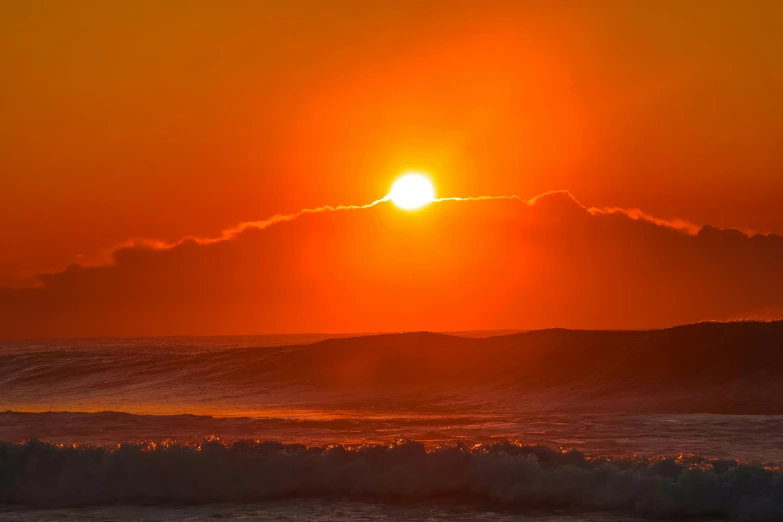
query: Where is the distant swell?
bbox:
[3,322,783,416]
[2,439,782,520]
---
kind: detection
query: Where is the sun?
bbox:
[389,173,435,210]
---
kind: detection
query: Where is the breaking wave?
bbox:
[2,438,782,520]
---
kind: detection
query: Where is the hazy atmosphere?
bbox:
[3,2,783,521]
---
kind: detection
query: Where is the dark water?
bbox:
[0,501,683,522]
[2,323,783,520]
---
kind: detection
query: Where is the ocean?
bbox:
[2,323,783,521]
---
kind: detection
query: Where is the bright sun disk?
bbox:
[389,174,435,210]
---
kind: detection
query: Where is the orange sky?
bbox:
[2,1,783,336]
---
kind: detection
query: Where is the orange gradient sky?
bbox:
[2,1,783,336]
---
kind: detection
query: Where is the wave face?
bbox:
[2,321,783,416]
[2,438,782,520]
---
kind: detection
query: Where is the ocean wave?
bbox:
[3,323,783,416]
[2,438,782,520]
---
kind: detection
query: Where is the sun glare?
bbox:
[389,174,435,210]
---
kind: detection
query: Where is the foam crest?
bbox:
[2,439,782,520]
